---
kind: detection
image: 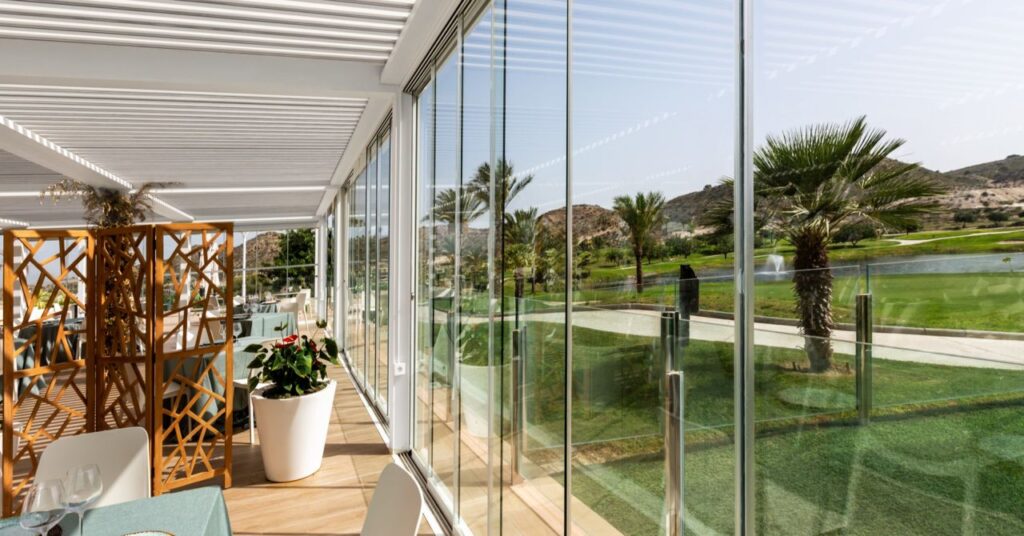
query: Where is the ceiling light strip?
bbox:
[153,186,326,194]
[0,114,132,188]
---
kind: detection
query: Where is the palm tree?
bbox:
[504,208,540,291]
[612,191,667,294]
[432,186,485,234]
[707,117,944,371]
[468,159,534,212]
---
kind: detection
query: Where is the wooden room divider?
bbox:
[2,223,233,515]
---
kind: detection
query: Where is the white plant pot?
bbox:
[251,380,336,482]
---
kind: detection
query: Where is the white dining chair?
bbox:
[35,427,150,508]
[233,372,272,446]
[295,290,310,326]
[361,463,424,536]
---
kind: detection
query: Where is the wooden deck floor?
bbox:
[223,365,437,536]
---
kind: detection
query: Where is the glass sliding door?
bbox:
[567,1,739,534]
[342,126,393,421]
[378,133,391,415]
[414,79,436,467]
[410,0,740,533]
[751,2,1024,535]
[347,170,367,386]
[494,0,568,532]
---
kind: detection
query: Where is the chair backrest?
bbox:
[361,463,423,536]
[36,427,150,508]
[296,290,309,311]
[278,297,299,315]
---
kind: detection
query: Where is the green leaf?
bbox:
[244,343,264,353]
[323,338,338,359]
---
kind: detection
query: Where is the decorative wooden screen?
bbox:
[153,224,233,493]
[2,230,94,515]
[2,223,233,513]
[93,226,153,431]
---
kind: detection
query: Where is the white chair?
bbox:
[35,427,150,508]
[233,372,272,446]
[361,463,424,536]
[295,289,311,326]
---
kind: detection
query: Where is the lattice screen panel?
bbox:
[153,224,233,493]
[2,231,93,515]
[2,224,233,514]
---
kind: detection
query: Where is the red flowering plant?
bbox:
[245,319,340,399]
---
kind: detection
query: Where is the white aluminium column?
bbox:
[315,219,328,320]
[389,92,414,453]
[333,192,344,340]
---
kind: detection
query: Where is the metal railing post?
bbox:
[855,293,873,424]
[511,327,524,484]
[665,370,685,536]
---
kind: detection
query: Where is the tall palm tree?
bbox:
[432,186,485,234]
[708,117,944,371]
[468,159,534,212]
[612,191,666,294]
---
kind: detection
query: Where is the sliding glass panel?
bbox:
[432,48,460,509]
[350,169,367,384]
[367,144,379,397]
[496,0,567,532]
[414,81,436,466]
[458,6,495,533]
[567,1,738,533]
[753,1,1024,534]
[379,133,392,415]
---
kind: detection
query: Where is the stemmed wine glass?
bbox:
[63,464,103,536]
[20,479,67,536]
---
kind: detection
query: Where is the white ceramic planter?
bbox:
[251,380,336,482]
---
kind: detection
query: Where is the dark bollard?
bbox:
[855,293,873,424]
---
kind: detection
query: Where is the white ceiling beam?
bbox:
[315,185,340,215]
[316,94,393,216]
[380,0,460,86]
[0,38,399,98]
[0,116,191,222]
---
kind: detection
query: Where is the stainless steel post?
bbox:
[511,328,523,484]
[665,370,685,536]
[855,293,873,424]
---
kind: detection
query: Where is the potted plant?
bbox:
[246,320,340,482]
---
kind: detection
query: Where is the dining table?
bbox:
[0,486,231,536]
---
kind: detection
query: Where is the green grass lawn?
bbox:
[578,227,1024,287]
[572,405,1024,535]
[521,270,1023,333]
[494,321,1024,535]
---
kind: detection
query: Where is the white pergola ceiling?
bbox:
[0,85,366,186]
[0,0,414,60]
[0,0,443,229]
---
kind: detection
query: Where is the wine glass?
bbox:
[20,479,66,536]
[64,464,103,536]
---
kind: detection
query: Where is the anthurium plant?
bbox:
[246,320,340,399]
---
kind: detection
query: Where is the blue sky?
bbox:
[486,0,1023,214]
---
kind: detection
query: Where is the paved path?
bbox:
[515,309,1024,370]
[889,228,1021,246]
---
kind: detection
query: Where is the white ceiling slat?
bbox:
[0,0,419,227]
[0,0,414,60]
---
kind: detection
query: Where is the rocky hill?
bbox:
[539,204,624,244]
[233,231,280,270]
[946,154,1024,186]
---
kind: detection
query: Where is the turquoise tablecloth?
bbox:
[0,486,231,536]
